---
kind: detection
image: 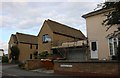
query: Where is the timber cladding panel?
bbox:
[54,60,119,76]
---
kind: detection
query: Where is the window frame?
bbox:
[90,40,98,59]
[42,34,51,43]
[108,37,119,56]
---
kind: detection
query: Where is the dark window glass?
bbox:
[42,34,51,43]
[30,54,32,59]
[118,37,120,45]
[109,38,114,55]
[91,42,97,51]
[30,44,32,49]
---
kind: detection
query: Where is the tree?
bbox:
[100,1,120,61]
[10,45,20,63]
[101,1,120,31]
[2,55,8,63]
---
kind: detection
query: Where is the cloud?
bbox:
[1,1,102,49]
[0,1,104,55]
[1,0,104,2]
[1,2,100,36]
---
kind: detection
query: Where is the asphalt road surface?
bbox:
[2,63,81,78]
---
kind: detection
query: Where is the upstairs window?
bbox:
[42,34,51,43]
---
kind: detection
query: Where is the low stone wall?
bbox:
[41,60,54,70]
[54,60,120,76]
[25,59,54,70]
[25,59,44,70]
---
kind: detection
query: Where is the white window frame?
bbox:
[108,37,118,56]
[90,40,99,59]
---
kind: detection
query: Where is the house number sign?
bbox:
[60,64,72,68]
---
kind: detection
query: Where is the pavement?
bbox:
[2,63,118,78]
[0,63,2,78]
[31,68,54,74]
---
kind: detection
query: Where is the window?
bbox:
[109,38,114,55]
[30,54,32,59]
[108,37,119,56]
[91,42,97,51]
[118,37,120,45]
[118,37,120,46]
[90,41,98,59]
[36,45,38,49]
[30,44,32,49]
[42,34,51,43]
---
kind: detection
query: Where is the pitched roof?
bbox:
[11,34,17,42]
[82,8,114,18]
[11,32,38,44]
[46,19,86,40]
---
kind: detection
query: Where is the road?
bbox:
[2,63,80,78]
[0,63,2,78]
[2,63,118,78]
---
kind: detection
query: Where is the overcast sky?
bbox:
[0,0,104,54]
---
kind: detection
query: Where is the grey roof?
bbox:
[46,19,86,40]
[82,8,114,18]
[11,32,38,44]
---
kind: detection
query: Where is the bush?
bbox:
[2,56,8,63]
[10,45,20,63]
[18,61,25,69]
[39,51,49,59]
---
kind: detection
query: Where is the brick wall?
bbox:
[54,60,120,76]
[25,59,54,70]
[25,59,43,70]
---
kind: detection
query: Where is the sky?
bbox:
[0,0,104,54]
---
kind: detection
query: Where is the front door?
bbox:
[90,41,98,59]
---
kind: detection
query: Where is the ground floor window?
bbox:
[30,54,32,59]
[90,41,98,59]
[108,37,119,56]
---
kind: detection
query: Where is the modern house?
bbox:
[8,32,38,63]
[38,19,87,60]
[82,8,120,60]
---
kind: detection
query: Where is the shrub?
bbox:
[18,61,25,69]
[2,56,8,63]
